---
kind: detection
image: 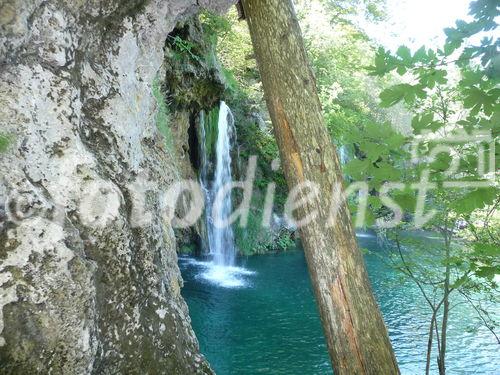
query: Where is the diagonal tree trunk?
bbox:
[241,0,400,373]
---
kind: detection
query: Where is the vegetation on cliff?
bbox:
[166,1,498,372]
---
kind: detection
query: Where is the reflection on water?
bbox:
[180,236,500,375]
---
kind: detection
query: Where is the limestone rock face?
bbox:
[0,1,234,373]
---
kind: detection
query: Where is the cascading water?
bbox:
[207,101,236,266]
[195,101,253,287]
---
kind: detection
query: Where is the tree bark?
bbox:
[241,0,400,373]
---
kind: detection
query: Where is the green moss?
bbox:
[152,77,173,152]
[234,208,273,255]
[179,244,196,255]
[0,133,11,153]
[203,106,220,161]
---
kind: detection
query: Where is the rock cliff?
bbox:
[0,1,234,373]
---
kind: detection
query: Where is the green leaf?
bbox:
[381,83,426,107]
[463,87,498,116]
[361,141,384,162]
[371,162,401,182]
[368,195,383,210]
[444,39,462,56]
[412,113,432,133]
[473,243,500,257]
[386,133,406,149]
[396,46,412,63]
[413,46,428,62]
[430,153,452,172]
[460,69,483,86]
[434,69,448,84]
[393,191,416,211]
[453,187,498,214]
[367,47,396,76]
[396,65,407,75]
[365,121,391,140]
[380,87,405,107]
[345,159,370,179]
[380,84,414,107]
[475,266,499,280]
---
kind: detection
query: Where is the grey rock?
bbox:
[0,0,235,373]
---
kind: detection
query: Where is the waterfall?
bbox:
[200,101,236,267]
[194,101,255,287]
[211,102,236,266]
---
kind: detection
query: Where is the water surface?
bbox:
[180,235,499,374]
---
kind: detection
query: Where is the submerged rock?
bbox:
[0,0,235,373]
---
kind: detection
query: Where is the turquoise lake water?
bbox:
[179,234,499,374]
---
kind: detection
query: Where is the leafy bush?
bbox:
[234,208,274,255]
[275,230,295,251]
[234,203,295,256]
[168,35,200,62]
[200,10,232,45]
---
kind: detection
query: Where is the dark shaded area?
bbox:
[188,112,201,171]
